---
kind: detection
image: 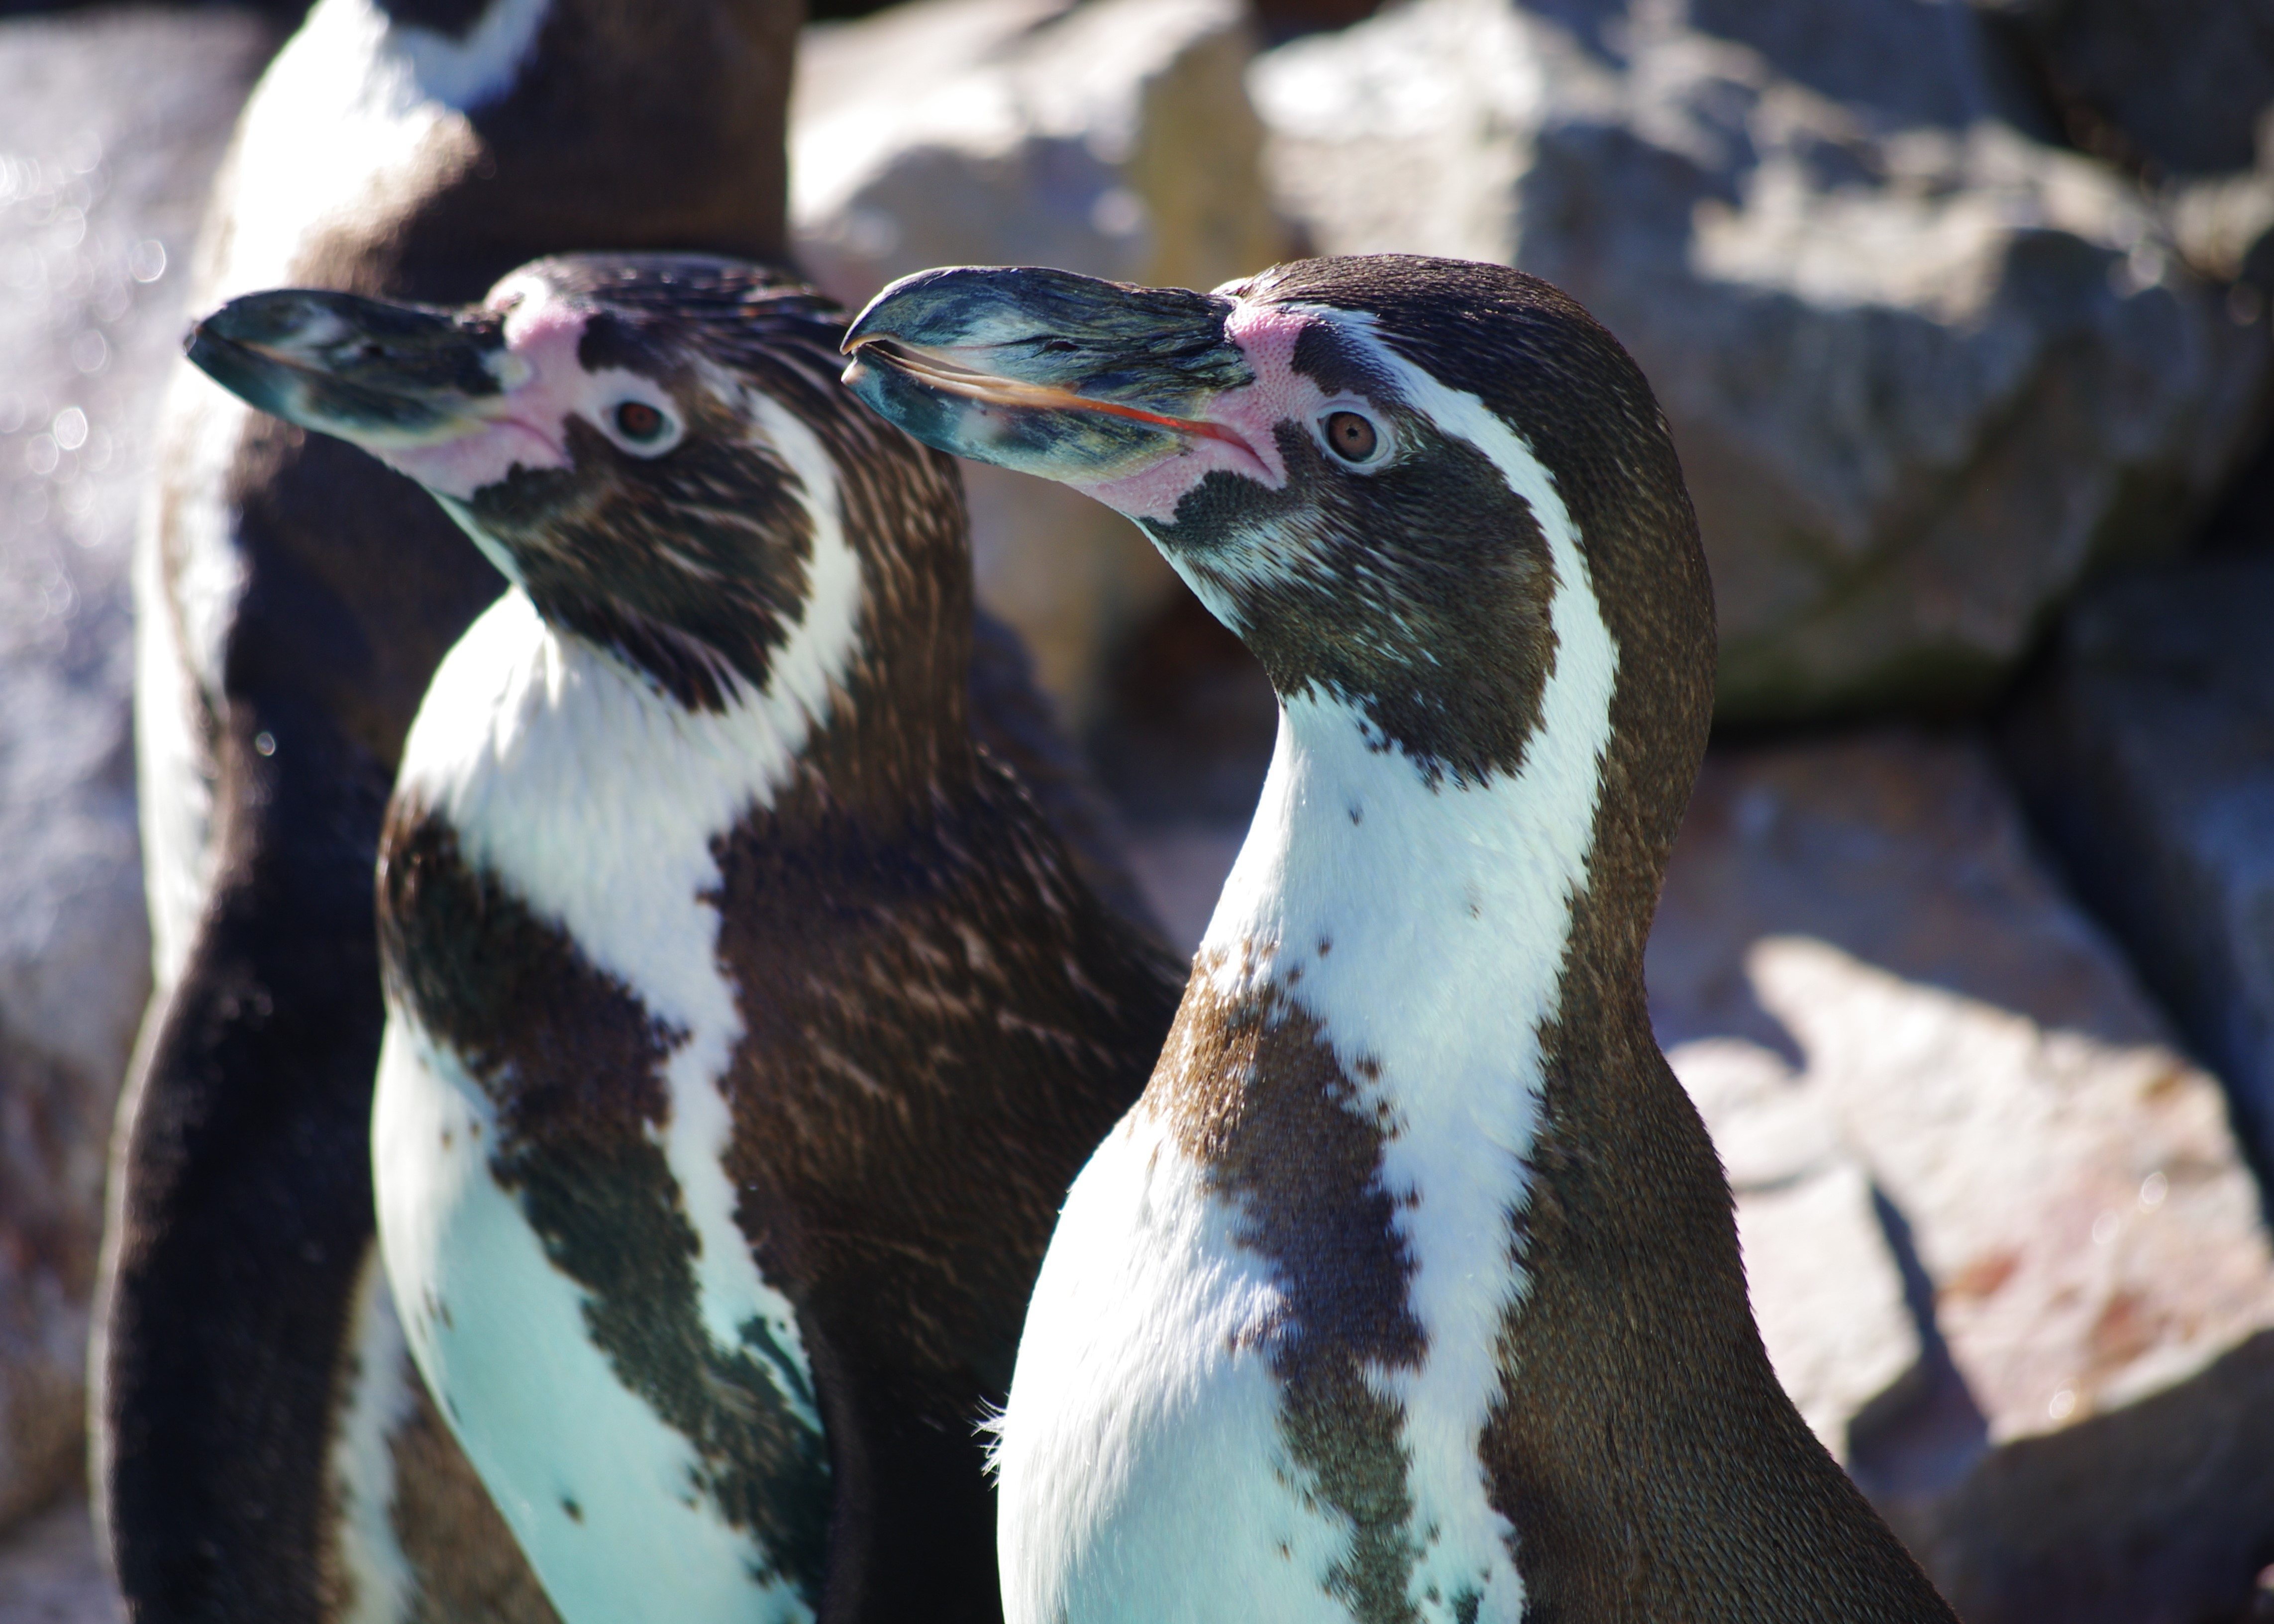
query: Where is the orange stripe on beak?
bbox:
[845,336,1249,449]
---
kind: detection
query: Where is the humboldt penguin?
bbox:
[182,252,1184,1624]
[103,2,1144,1622]
[843,256,1962,1622]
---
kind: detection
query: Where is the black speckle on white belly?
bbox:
[1153,951,1434,1623]
[374,801,828,1621]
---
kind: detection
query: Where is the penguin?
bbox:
[840,256,1963,1622]
[181,252,1185,1624]
[101,3,1145,1622]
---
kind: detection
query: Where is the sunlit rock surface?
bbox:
[0,1496,117,1624]
[1653,735,2274,1623]
[1991,0,2274,319]
[2005,553,2274,1183]
[791,0,1289,721]
[1248,0,2272,720]
[0,2,275,1535]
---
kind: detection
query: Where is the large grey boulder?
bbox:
[2003,554,2274,1181]
[0,4,275,1534]
[1249,0,2271,720]
[1653,734,2274,1623]
[790,0,1288,721]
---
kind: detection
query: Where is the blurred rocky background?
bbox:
[0,0,277,1591]
[2,0,2272,1619]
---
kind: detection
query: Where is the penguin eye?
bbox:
[1323,409,1382,465]
[612,400,671,446]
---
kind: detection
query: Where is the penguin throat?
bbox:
[1189,350,1621,1010]
[1126,653,1614,1624]
[1196,687,1610,1038]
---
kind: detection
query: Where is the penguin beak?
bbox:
[839,266,1264,491]
[186,288,517,447]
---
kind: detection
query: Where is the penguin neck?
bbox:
[1126,648,1638,1624]
[484,586,971,831]
[394,464,973,902]
[1190,681,1620,1110]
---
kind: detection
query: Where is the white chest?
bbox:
[994,685,1613,1624]
[371,1016,817,1624]
[371,574,859,1624]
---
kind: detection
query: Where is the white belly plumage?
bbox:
[994,1105,1355,1624]
[371,1015,816,1624]
[365,417,863,1624]
[992,665,1622,1624]
[993,1106,1521,1624]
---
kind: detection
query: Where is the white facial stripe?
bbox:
[1186,318,1615,1619]
[744,388,865,736]
[390,383,860,1387]
[209,0,552,303]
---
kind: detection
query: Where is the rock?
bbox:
[0,1494,119,1624]
[1105,595,1276,952]
[1651,733,2274,1623]
[1971,0,2274,178]
[1125,823,1244,959]
[1248,0,2271,720]
[0,4,276,1534]
[1978,0,2274,304]
[791,0,1289,721]
[1671,1037,1922,1461]
[792,0,1280,305]
[2002,553,2274,1182]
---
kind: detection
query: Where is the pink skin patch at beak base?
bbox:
[374,281,590,501]
[1075,301,1333,524]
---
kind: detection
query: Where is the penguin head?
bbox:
[843,255,1712,793]
[188,253,964,711]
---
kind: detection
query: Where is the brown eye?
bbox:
[614,400,667,443]
[1324,410,1378,463]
